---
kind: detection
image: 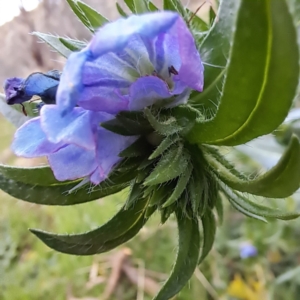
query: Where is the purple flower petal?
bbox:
[56,49,92,115]
[40,105,96,149]
[4,77,31,105]
[11,117,63,157]
[174,17,204,91]
[128,75,185,110]
[89,12,178,57]
[48,144,97,181]
[94,127,137,181]
[77,85,129,114]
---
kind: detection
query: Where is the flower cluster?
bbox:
[5,11,203,184]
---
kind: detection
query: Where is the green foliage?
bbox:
[30,197,150,255]
[2,0,300,299]
[188,0,299,146]
[32,32,86,58]
[205,135,300,198]
[153,211,201,300]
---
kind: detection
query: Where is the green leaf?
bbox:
[66,0,93,32]
[224,192,268,223]
[189,0,241,111]
[188,173,204,215]
[188,0,299,146]
[199,209,216,264]
[144,108,183,136]
[205,135,300,198]
[0,169,135,205]
[148,1,159,11]
[149,135,180,160]
[163,164,193,207]
[102,111,152,136]
[116,3,128,17]
[153,211,201,300]
[133,0,149,13]
[59,37,86,52]
[124,0,136,12]
[224,189,300,220]
[0,165,62,186]
[32,32,74,58]
[31,213,149,255]
[186,9,209,32]
[77,1,108,29]
[125,180,144,208]
[215,193,224,225]
[119,138,151,158]
[144,144,190,185]
[148,185,171,206]
[30,197,149,255]
[163,0,186,17]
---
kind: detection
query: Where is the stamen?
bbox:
[168,66,179,76]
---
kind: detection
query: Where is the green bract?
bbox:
[1,0,300,299]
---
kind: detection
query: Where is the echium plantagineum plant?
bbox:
[1,0,300,299]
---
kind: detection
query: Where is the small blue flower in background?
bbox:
[239,242,258,259]
[4,70,60,106]
[9,11,203,184]
[57,11,204,115]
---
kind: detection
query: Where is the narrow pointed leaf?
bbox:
[31,212,149,255]
[124,0,136,12]
[125,181,144,208]
[116,3,128,17]
[224,189,300,220]
[153,212,201,300]
[59,37,86,52]
[32,32,73,58]
[144,144,190,185]
[133,0,149,13]
[215,193,224,225]
[224,192,268,223]
[148,1,158,11]
[186,9,209,32]
[163,164,193,207]
[149,135,180,160]
[206,135,300,198]
[119,138,150,157]
[0,169,136,205]
[66,0,93,32]
[144,108,182,136]
[163,0,186,17]
[199,209,216,264]
[30,197,149,255]
[77,1,108,29]
[188,0,299,146]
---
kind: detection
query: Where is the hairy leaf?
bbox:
[188,0,299,145]
[153,211,201,300]
[206,135,300,198]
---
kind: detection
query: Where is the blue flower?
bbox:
[239,243,258,259]
[10,12,203,184]
[56,11,204,115]
[12,105,136,184]
[4,70,60,106]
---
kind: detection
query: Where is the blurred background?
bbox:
[1,1,300,299]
